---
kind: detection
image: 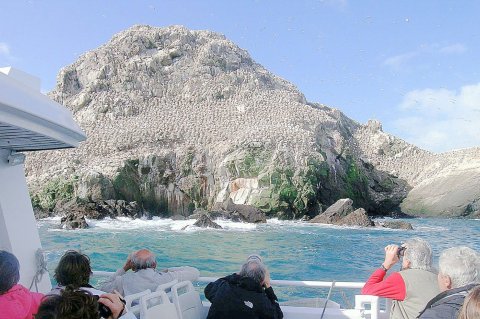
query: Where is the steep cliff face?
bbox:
[352,120,480,217]
[25,25,415,218]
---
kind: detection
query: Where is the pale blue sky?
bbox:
[1,0,479,153]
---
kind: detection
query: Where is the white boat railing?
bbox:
[92,271,390,319]
[92,271,365,289]
[198,276,365,289]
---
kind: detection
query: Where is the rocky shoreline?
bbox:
[37,197,412,230]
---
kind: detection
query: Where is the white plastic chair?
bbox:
[124,289,151,318]
[355,295,380,319]
[171,281,206,319]
[140,290,180,319]
[156,279,179,293]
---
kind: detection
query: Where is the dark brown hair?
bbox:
[54,250,92,287]
[0,250,20,294]
[458,286,480,319]
[35,287,99,319]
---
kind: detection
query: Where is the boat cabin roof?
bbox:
[0,67,86,151]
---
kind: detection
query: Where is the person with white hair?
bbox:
[100,249,199,296]
[204,255,283,319]
[418,246,480,319]
[361,238,439,319]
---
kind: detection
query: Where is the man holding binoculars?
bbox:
[361,238,439,319]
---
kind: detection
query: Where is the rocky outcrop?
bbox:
[352,120,480,218]
[61,213,88,229]
[53,199,142,220]
[221,198,267,223]
[400,161,480,217]
[338,208,374,227]
[193,214,222,229]
[309,199,413,229]
[309,199,375,227]
[309,199,353,224]
[190,200,267,223]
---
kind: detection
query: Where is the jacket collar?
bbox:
[418,283,478,316]
[226,273,263,292]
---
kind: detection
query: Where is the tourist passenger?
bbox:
[0,250,43,319]
[457,285,480,319]
[361,238,439,319]
[418,246,480,319]
[49,250,105,295]
[204,255,283,319]
[100,249,199,296]
[36,287,136,319]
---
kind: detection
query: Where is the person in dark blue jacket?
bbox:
[205,256,283,319]
[418,246,480,319]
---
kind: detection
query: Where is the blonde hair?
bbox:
[458,286,480,319]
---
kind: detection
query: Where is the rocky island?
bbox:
[25,25,480,228]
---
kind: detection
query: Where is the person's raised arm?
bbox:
[361,245,406,300]
[159,266,200,282]
[99,255,131,295]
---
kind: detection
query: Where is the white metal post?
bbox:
[0,149,51,292]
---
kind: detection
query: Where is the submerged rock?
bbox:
[379,220,414,230]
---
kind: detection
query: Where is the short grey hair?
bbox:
[131,251,156,270]
[239,259,266,284]
[439,247,480,288]
[403,238,433,271]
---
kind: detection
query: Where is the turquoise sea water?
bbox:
[38,217,480,305]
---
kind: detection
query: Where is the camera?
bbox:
[93,295,112,318]
[397,245,406,258]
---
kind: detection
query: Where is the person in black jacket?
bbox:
[418,246,480,319]
[204,256,283,319]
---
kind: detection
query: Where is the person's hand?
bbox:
[383,245,400,270]
[123,255,133,272]
[98,293,125,319]
[262,269,271,288]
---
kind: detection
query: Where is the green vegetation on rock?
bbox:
[226,147,270,178]
[256,158,328,218]
[112,159,142,203]
[342,156,368,204]
[31,176,77,211]
[181,150,195,176]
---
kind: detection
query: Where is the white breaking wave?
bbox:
[267,218,305,226]
[412,225,449,232]
[87,217,176,231]
[40,216,446,234]
[42,216,260,232]
[40,216,62,221]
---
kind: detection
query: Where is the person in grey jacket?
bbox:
[100,249,200,297]
[418,246,480,319]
